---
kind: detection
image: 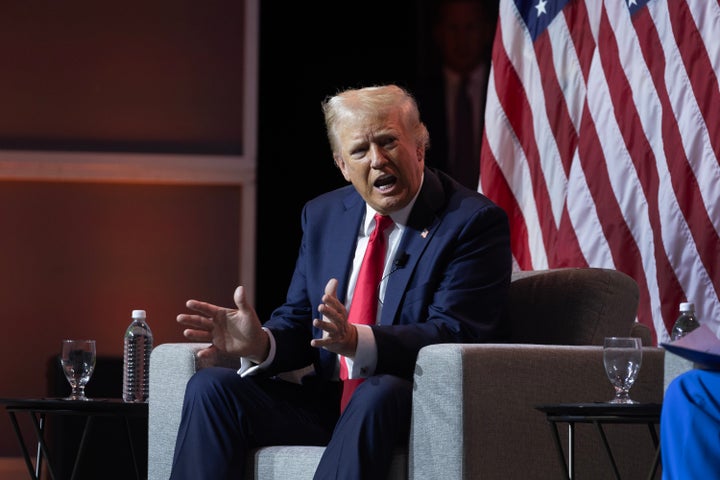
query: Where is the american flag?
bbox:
[480,0,720,344]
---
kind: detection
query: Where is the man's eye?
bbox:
[381,138,398,149]
[350,148,367,159]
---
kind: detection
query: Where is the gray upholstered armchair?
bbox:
[148,268,666,480]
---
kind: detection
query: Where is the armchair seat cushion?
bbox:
[247,446,407,480]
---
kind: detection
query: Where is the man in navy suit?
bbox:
[169,84,511,480]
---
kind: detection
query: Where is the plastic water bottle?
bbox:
[670,302,700,341]
[123,309,153,402]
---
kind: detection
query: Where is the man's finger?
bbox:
[233,285,245,310]
[324,278,338,297]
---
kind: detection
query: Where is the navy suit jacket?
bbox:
[263,167,511,381]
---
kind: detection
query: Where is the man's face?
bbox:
[436,2,494,75]
[334,108,424,215]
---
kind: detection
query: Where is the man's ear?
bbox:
[334,154,351,181]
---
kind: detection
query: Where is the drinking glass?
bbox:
[60,339,96,401]
[603,337,642,404]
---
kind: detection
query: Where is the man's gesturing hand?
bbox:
[311,278,358,357]
[177,285,269,363]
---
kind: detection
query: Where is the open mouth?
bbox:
[374,174,397,191]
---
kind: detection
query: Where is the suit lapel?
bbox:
[379,169,445,326]
[332,191,366,304]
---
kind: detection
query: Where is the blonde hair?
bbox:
[321,84,430,156]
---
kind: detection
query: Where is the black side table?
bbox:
[535,402,662,480]
[0,397,148,480]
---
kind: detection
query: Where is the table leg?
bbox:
[7,412,39,480]
[567,423,575,479]
[27,412,58,480]
[647,422,659,447]
[124,416,142,480]
[593,422,621,480]
[647,443,661,480]
[546,420,571,479]
[70,416,92,480]
[646,423,660,480]
[35,415,43,480]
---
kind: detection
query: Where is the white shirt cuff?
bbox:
[344,324,377,379]
[238,327,276,377]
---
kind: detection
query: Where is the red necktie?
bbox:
[339,213,394,412]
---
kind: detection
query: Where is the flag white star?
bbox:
[627,0,638,6]
[535,0,548,17]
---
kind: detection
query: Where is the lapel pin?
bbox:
[421,228,429,238]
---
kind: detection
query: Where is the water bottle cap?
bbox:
[132,309,146,319]
[679,302,694,312]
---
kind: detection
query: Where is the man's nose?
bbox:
[369,145,387,168]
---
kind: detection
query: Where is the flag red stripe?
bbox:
[480,131,533,269]
[563,0,594,83]
[670,0,720,161]
[533,34,576,177]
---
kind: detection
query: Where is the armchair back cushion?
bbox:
[506,268,639,345]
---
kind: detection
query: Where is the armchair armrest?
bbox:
[147,342,312,480]
[410,343,664,480]
[149,343,237,480]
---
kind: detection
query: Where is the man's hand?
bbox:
[311,278,359,357]
[177,285,270,363]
